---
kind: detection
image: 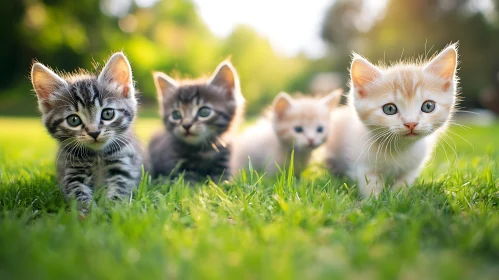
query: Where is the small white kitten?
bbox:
[232,90,342,177]
[326,44,459,197]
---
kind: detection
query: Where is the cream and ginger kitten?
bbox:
[326,44,459,197]
[232,90,342,177]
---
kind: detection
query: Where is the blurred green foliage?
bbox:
[1,0,498,116]
[321,0,499,109]
[0,0,309,116]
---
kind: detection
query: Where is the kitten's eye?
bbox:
[171,110,182,120]
[317,126,324,133]
[197,106,212,118]
[421,100,436,113]
[294,126,303,133]
[66,115,82,127]
[101,108,115,120]
[382,103,398,115]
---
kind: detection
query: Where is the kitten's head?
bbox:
[154,61,244,146]
[31,53,137,150]
[272,90,342,150]
[349,44,459,140]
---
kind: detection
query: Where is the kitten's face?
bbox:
[350,45,458,140]
[31,53,137,151]
[163,85,237,145]
[154,61,243,146]
[273,91,341,150]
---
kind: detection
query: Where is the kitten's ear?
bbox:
[208,61,240,97]
[31,63,67,111]
[322,89,343,110]
[350,55,382,92]
[273,92,293,118]
[98,52,133,98]
[153,72,178,104]
[424,44,458,80]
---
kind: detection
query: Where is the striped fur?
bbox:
[148,61,244,183]
[31,53,143,211]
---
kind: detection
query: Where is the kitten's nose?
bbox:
[308,138,314,146]
[88,131,101,140]
[404,122,419,131]
[182,123,192,131]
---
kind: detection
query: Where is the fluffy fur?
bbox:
[148,61,244,183]
[31,53,143,210]
[325,44,459,197]
[231,90,342,176]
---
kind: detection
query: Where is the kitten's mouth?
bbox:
[308,143,319,148]
[404,132,419,137]
[84,139,108,149]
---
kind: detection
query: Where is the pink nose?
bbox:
[404,122,418,131]
[308,138,314,146]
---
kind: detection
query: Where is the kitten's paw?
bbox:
[106,192,129,201]
[78,210,88,220]
[75,199,94,216]
[392,180,409,192]
[359,186,383,198]
[358,173,383,198]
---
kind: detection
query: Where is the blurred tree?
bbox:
[0,0,310,117]
[321,0,499,108]
[0,1,28,89]
[321,0,365,69]
[221,25,309,115]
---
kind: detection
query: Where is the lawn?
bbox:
[0,117,498,280]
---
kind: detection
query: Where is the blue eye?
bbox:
[382,103,398,115]
[294,126,303,133]
[101,108,115,120]
[421,100,435,113]
[317,126,324,133]
[66,115,82,127]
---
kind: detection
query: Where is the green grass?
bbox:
[0,117,498,280]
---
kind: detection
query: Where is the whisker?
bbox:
[454,110,479,115]
[113,136,134,155]
[375,131,392,169]
[353,129,389,165]
[439,133,458,164]
[56,139,77,167]
[444,129,475,151]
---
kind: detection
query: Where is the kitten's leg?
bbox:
[61,168,94,212]
[356,169,383,198]
[104,156,141,200]
[182,171,201,186]
[392,168,421,192]
[209,167,231,184]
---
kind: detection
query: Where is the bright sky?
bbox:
[105,0,388,58]
[192,0,332,58]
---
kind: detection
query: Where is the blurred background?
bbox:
[1,0,499,119]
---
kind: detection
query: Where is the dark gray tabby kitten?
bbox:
[148,61,244,182]
[31,53,143,210]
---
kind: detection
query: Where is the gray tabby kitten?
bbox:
[148,61,244,182]
[31,53,143,210]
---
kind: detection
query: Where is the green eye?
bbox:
[66,115,82,127]
[421,100,436,113]
[198,107,212,118]
[101,108,115,120]
[382,103,398,115]
[171,110,182,120]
